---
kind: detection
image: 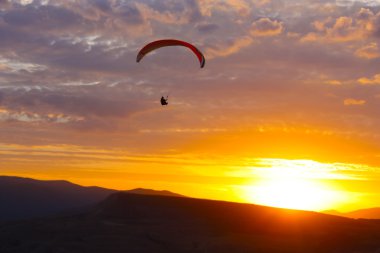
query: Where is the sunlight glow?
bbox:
[240,159,350,211]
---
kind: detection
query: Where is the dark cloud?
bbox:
[185,0,203,23]
[372,13,380,37]
[115,3,144,25]
[3,5,82,29]
[1,88,148,118]
[143,0,199,15]
[92,0,112,13]
[0,23,46,47]
[197,23,219,33]
[137,0,202,24]
[0,0,10,10]
[357,7,374,21]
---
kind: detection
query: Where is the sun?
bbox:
[239,159,347,211]
[244,178,333,211]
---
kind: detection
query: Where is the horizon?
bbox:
[0,173,359,212]
[2,0,380,213]
[0,172,377,213]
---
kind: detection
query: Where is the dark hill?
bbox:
[0,176,116,221]
[323,208,380,219]
[125,188,185,197]
[0,176,185,221]
[344,208,380,219]
[2,192,380,253]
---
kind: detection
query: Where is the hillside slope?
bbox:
[1,192,380,253]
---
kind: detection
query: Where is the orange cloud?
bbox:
[300,32,319,43]
[136,2,191,25]
[250,18,284,37]
[205,36,253,58]
[329,17,358,42]
[198,0,251,17]
[325,80,342,86]
[253,0,271,7]
[355,43,380,59]
[301,8,376,43]
[0,109,83,123]
[358,74,380,85]
[343,98,366,106]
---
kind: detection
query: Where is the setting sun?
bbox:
[239,159,349,211]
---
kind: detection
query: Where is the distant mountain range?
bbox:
[125,188,185,197]
[2,175,380,223]
[2,191,380,252]
[3,176,380,252]
[0,176,181,221]
[324,208,380,219]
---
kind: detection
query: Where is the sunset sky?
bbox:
[1,0,380,212]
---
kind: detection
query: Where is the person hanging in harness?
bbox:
[160,96,168,106]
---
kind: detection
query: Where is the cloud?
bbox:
[10,90,146,118]
[196,23,219,33]
[0,84,155,132]
[139,128,226,134]
[358,73,380,85]
[343,98,366,106]
[325,80,343,85]
[2,4,83,31]
[250,18,284,37]
[198,0,252,17]
[300,8,377,43]
[303,17,363,42]
[372,13,380,37]
[0,0,10,9]
[0,108,82,123]
[329,17,358,41]
[0,57,47,73]
[355,42,380,59]
[253,0,272,7]
[205,36,253,58]
[335,0,372,7]
[135,1,194,25]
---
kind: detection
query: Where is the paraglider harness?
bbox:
[160,96,168,106]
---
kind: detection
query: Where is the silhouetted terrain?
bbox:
[1,192,380,253]
[325,208,380,219]
[0,176,116,221]
[126,188,185,197]
[0,176,185,221]
[345,208,380,219]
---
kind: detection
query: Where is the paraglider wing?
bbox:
[136,39,205,68]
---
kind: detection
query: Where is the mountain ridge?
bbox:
[324,207,380,219]
[0,175,184,221]
[2,191,380,252]
[2,175,380,221]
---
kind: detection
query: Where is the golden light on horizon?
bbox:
[238,159,351,211]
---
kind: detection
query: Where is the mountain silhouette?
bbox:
[0,176,116,221]
[125,188,185,197]
[0,176,184,221]
[2,192,380,252]
[325,208,380,219]
[345,208,380,219]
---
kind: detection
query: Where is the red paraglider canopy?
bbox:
[136,39,205,68]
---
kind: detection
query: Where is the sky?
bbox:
[1,0,380,212]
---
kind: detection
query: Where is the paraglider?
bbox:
[136,39,205,68]
[160,96,168,106]
[136,39,205,107]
